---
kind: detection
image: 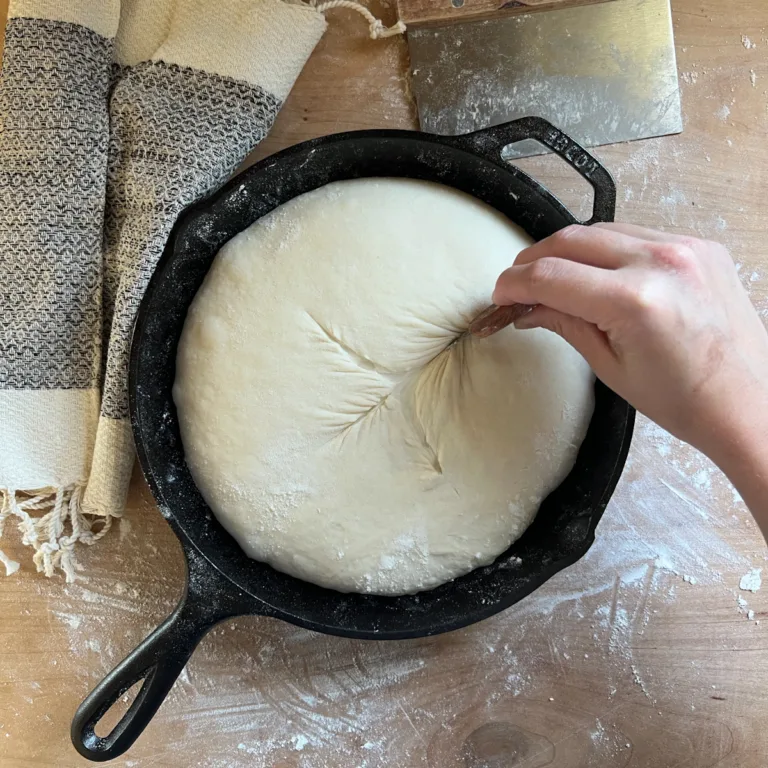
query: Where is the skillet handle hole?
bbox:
[501,140,596,224]
[93,679,147,739]
[464,118,615,225]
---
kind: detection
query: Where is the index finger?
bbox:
[514,224,650,269]
[493,257,629,327]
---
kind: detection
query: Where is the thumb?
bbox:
[515,305,616,376]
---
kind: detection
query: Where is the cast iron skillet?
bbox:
[72,117,634,761]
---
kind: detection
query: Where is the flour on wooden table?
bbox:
[739,568,762,593]
[21,409,760,767]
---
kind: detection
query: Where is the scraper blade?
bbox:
[407,0,682,157]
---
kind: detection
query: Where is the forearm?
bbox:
[703,404,768,542]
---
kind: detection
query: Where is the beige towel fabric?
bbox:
[0,1,120,579]
[0,0,327,580]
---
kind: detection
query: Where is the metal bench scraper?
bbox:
[399,0,682,157]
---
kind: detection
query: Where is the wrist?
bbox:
[700,390,768,495]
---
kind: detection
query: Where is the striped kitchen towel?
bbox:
[0,0,330,580]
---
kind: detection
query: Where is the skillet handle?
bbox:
[71,553,240,761]
[459,117,616,225]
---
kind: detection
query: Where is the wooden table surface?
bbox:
[2,1,768,766]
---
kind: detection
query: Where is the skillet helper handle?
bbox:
[71,553,239,762]
[462,116,616,225]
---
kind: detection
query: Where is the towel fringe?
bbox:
[0,486,113,582]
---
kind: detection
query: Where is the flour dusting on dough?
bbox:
[174,178,595,595]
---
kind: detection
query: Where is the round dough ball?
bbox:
[174,179,594,595]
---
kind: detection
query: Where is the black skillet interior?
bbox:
[72,117,634,761]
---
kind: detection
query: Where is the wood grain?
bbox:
[2,1,768,767]
[396,0,616,28]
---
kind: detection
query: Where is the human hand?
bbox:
[492,223,768,466]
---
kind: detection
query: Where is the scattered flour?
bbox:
[292,734,309,751]
[119,517,133,541]
[716,104,731,122]
[53,611,82,630]
[22,409,753,767]
[660,187,687,207]
[739,568,762,593]
[0,552,20,576]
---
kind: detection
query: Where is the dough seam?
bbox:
[308,313,397,375]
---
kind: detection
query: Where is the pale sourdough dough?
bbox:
[174,179,595,595]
